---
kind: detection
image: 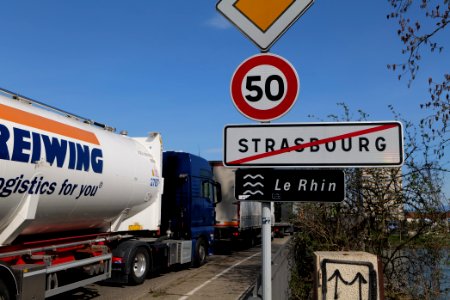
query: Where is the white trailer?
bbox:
[210,162,273,247]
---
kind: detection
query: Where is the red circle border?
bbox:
[230,53,299,122]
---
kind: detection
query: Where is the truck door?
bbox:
[201,180,217,227]
[161,155,191,239]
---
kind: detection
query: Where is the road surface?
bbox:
[49,237,291,300]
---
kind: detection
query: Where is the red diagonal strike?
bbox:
[228,123,398,165]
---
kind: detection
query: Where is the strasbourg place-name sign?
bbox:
[224,121,404,167]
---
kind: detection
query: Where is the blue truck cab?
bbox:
[161,151,221,266]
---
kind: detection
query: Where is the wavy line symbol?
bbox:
[240,172,265,199]
[243,182,264,188]
[243,174,264,180]
[243,190,264,195]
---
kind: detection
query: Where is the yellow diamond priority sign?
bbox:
[217,0,314,51]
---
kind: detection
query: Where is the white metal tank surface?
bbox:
[0,94,163,245]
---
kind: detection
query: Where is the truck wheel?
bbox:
[128,247,150,285]
[0,279,11,300]
[194,238,207,267]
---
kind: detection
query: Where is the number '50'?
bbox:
[245,75,285,102]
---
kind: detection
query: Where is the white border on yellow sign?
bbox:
[216,0,315,51]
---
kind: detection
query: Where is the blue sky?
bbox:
[0,1,448,196]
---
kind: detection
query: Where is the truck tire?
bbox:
[193,238,207,267]
[128,247,150,285]
[0,279,11,300]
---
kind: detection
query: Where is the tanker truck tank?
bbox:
[0,92,163,245]
[0,89,219,298]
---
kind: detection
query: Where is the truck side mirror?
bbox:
[214,182,222,205]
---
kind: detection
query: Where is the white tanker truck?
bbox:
[0,88,221,299]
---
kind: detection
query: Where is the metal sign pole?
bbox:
[262,202,272,299]
[259,115,272,300]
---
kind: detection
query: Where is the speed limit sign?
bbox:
[230,53,299,122]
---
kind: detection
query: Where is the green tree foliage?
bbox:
[289,105,449,299]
